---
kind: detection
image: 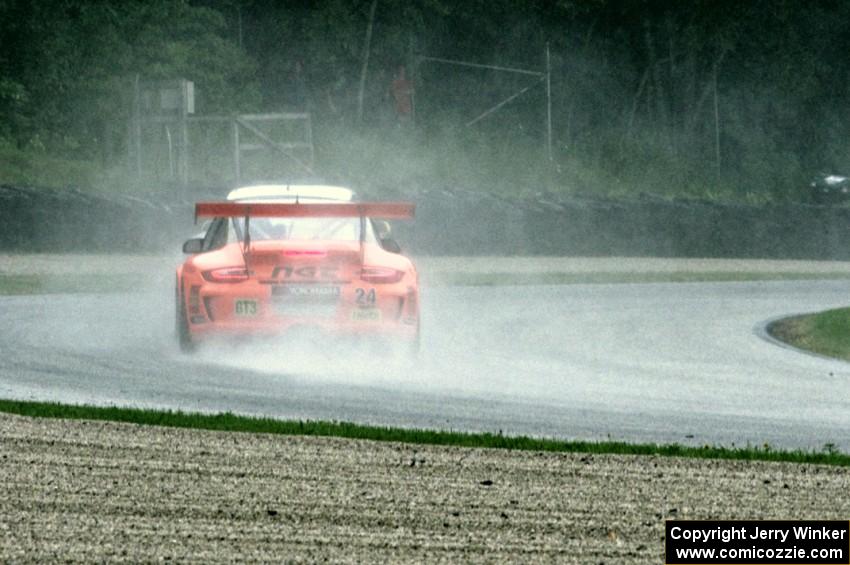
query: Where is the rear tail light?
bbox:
[202,267,249,283]
[360,266,404,284]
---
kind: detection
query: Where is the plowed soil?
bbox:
[1,413,848,563]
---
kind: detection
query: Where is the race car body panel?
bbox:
[175,186,419,351]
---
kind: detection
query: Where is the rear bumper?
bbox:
[188,316,418,341]
[182,275,419,344]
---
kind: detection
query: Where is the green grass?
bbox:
[768,307,850,361]
[0,142,99,189]
[0,274,139,295]
[3,270,850,295]
[0,398,846,466]
[0,121,821,204]
[435,271,850,287]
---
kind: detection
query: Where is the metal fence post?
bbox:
[180,79,190,190]
[546,43,553,163]
[233,118,241,184]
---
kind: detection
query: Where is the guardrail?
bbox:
[2,184,849,259]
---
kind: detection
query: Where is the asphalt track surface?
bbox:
[1,276,849,451]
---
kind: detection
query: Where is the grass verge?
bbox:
[437,271,850,286]
[0,398,846,466]
[0,274,139,295]
[4,260,850,295]
[768,307,850,361]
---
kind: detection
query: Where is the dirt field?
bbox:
[1,413,848,563]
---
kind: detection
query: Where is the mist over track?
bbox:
[6,184,850,260]
[1,256,848,451]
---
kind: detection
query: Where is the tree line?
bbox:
[1,0,848,200]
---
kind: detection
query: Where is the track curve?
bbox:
[1,279,849,451]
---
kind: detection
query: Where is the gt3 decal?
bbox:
[234,299,259,317]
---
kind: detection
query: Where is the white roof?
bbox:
[226,184,354,203]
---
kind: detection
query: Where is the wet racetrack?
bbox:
[1,278,849,451]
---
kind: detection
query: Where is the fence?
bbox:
[132,112,314,189]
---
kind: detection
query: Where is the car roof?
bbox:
[226,184,355,203]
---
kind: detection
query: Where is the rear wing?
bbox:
[195,201,415,222]
[194,201,415,269]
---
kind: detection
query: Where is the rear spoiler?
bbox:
[195,202,415,222]
[194,201,415,270]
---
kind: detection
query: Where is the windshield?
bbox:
[232,216,376,243]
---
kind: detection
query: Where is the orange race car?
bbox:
[175,185,419,354]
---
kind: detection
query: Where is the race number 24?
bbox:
[355,288,376,306]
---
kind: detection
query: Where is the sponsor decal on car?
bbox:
[274,285,341,297]
[234,299,258,317]
[269,265,341,281]
[351,308,381,322]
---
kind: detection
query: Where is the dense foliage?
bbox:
[1,0,848,201]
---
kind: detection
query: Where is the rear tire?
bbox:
[176,282,196,353]
[406,320,421,360]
